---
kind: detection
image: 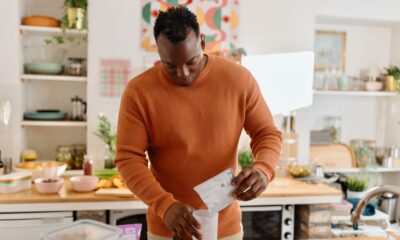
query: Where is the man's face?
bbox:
[157,30,205,86]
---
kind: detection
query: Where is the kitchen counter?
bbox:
[0,176,342,213]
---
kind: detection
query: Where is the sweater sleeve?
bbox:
[115,85,178,220]
[243,72,282,182]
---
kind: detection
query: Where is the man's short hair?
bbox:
[154,7,200,43]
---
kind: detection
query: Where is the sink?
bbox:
[331,219,388,238]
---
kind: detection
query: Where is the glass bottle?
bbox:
[83,155,93,176]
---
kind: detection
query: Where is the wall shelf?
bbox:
[314,90,398,97]
[21,74,87,83]
[21,121,87,127]
[19,25,87,35]
[324,168,400,173]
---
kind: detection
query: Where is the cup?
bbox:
[2,158,12,174]
[192,209,218,240]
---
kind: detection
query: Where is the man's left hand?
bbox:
[231,166,269,201]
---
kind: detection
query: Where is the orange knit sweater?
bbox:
[115,55,282,237]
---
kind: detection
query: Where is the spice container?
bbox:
[56,146,73,170]
[67,57,86,76]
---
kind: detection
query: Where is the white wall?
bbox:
[87,0,142,168]
[0,0,23,163]
[316,23,391,78]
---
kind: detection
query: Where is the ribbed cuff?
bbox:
[155,196,179,220]
[252,161,275,182]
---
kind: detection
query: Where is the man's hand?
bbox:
[164,202,202,240]
[231,165,269,201]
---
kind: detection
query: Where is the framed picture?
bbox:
[314,31,346,72]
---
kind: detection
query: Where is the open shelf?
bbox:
[19,25,87,35]
[21,121,87,127]
[324,168,400,173]
[314,90,398,97]
[21,74,87,83]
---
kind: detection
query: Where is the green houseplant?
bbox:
[93,113,116,169]
[346,175,368,199]
[44,0,88,45]
[238,149,253,169]
[385,65,400,92]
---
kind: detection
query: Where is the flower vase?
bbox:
[104,144,115,169]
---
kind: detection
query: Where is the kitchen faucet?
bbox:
[351,185,400,230]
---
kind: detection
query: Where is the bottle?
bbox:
[281,114,298,162]
[0,150,4,175]
[83,155,93,176]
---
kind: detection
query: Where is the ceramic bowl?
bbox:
[365,81,383,91]
[70,176,99,192]
[34,177,64,194]
[14,161,67,180]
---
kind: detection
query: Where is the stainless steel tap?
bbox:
[351,185,400,230]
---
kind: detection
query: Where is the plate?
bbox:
[25,63,64,75]
[24,112,67,120]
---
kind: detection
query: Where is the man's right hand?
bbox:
[163,202,202,240]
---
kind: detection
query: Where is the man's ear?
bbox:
[200,33,205,50]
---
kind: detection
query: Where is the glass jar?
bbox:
[323,116,341,144]
[350,140,377,168]
[68,58,86,76]
[56,146,73,170]
[72,144,86,170]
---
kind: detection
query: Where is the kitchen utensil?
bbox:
[24,46,66,75]
[0,172,32,193]
[25,62,63,75]
[71,96,84,121]
[23,111,67,120]
[14,161,67,180]
[378,193,398,223]
[192,209,218,240]
[67,57,86,76]
[310,144,356,169]
[70,176,98,192]
[34,177,64,194]
[95,188,133,197]
[41,219,120,240]
[22,16,61,27]
[384,147,400,168]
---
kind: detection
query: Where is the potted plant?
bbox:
[93,113,116,169]
[238,149,253,169]
[63,0,88,30]
[385,65,400,92]
[346,175,368,199]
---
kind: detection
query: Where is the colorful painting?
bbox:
[141,0,240,53]
[100,59,131,98]
[314,31,347,72]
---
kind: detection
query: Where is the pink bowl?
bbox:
[70,176,98,192]
[34,177,64,194]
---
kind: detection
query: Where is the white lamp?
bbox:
[241,52,314,116]
[242,52,315,171]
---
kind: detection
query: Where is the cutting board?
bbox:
[310,144,356,169]
[95,188,134,197]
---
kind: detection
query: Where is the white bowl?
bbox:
[70,176,98,192]
[14,161,67,180]
[34,177,64,194]
[365,81,383,91]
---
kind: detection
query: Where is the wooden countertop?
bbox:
[0,176,341,204]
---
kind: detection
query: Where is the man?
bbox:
[115,7,282,240]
